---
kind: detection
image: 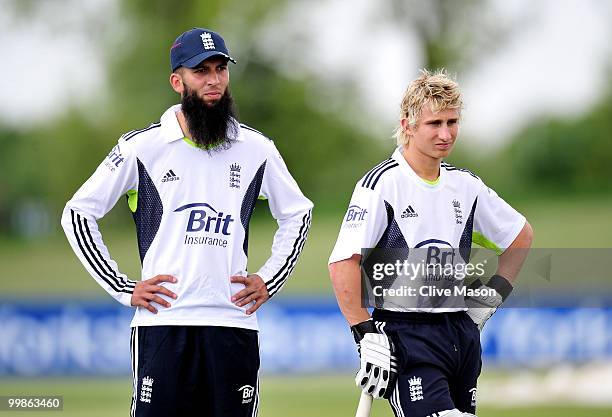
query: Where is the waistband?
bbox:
[372,309,466,323]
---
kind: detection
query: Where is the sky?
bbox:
[0,0,121,125]
[1,0,610,148]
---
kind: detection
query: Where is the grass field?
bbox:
[1,196,611,296]
[1,197,611,416]
[1,374,610,417]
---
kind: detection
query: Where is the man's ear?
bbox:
[169,72,184,94]
[400,118,413,138]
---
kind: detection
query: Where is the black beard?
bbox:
[181,87,238,151]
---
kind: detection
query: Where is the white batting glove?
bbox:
[351,319,398,399]
[465,275,513,331]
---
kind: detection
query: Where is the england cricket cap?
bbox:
[170,28,236,72]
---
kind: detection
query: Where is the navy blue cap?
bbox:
[170,28,236,72]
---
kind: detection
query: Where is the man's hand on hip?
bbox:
[465,274,513,331]
[131,274,178,314]
[231,274,270,315]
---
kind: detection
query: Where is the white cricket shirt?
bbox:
[62,104,313,330]
[329,147,525,312]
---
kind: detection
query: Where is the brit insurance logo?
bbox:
[469,387,477,407]
[104,145,125,172]
[238,385,255,404]
[415,239,455,263]
[343,205,367,229]
[174,202,235,248]
[411,239,484,281]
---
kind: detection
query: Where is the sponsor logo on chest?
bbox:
[174,202,235,248]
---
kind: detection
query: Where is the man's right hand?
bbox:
[352,319,398,399]
[131,275,178,314]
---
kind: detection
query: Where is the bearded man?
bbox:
[61,28,313,417]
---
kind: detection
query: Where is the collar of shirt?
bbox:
[159,104,244,143]
[392,147,445,190]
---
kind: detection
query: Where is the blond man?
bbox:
[329,70,533,417]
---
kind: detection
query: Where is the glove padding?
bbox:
[465,274,513,331]
[351,319,398,399]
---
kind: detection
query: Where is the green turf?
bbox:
[1,196,611,296]
[511,196,612,248]
[0,375,609,417]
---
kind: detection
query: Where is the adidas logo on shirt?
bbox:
[161,169,180,183]
[401,205,418,218]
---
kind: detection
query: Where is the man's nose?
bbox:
[439,126,452,140]
[206,72,220,85]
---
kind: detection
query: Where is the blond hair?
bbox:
[393,69,463,146]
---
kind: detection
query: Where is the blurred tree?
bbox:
[500,86,612,195]
[387,0,525,71]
